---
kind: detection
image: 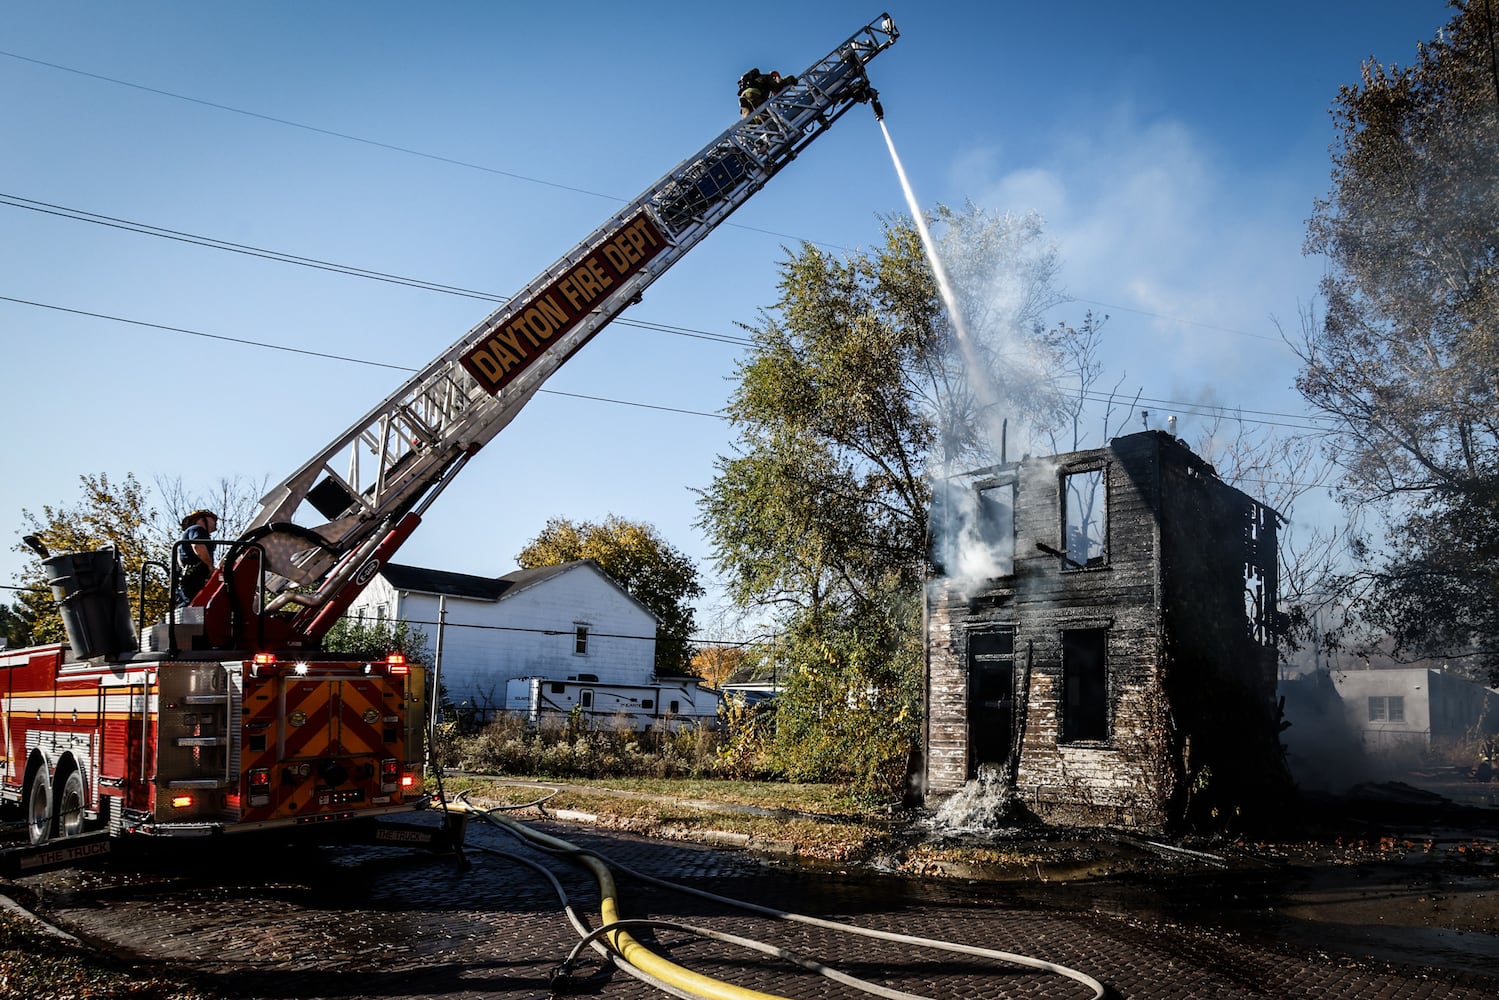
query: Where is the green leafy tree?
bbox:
[0,600,30,649]
[517,515,705,676]
[322,616,429,662]
[699,204,1075,795]
[1300,0,1499,681]
[12,473,166,646]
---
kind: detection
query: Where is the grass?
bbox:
[437,773,902,861]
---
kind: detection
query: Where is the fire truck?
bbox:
[0,16,898,873]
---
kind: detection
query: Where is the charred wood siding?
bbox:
[924,431,1285,831]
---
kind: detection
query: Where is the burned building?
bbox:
[924,430,1288,830]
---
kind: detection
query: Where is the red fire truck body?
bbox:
[2,642,427,846]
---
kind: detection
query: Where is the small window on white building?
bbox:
[1368,695,1405,723]
[575,624,589,655]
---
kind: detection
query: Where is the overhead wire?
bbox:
[2,50,1318,390]
[0,49,844,252]
[0,48,1342,448]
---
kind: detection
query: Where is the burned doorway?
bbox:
[968,627,1016,772]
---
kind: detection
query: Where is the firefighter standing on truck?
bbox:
[176,509,218,606]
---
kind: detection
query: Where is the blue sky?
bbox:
[0,2,1453,633]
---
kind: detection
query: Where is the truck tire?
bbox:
[26,771,52,845]
[57,769,86,838]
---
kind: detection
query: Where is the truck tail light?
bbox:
[249,766,271,806]
[171,794,194,809]
[380,757,399,792]
[386,653,408,676]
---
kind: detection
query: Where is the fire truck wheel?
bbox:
[57,769,87,838]
[25,770,52,846]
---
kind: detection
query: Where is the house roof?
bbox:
[376,559,659,621]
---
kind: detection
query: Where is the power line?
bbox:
[1073,298,1287,344]
[0,294,728,420]
[0,192,755,348]
[6,50,1308,347]
[0,56,1334,435]
[0,292,1339,433]
[0,49,846,253]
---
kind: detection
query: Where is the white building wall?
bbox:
[1331,668,1433,751]
[351,564,657,718]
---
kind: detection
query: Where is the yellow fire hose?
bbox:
[438,797,1104,1000]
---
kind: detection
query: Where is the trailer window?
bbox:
[580,690,593,709]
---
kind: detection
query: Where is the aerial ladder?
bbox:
[191,13,899,654]
[2,16,898,868]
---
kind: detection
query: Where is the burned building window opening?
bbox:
[1062,467,1107,569]
[1368,695,1405,723]
[929,471,1017,579]
[1061,628,1108,743]
[967,627,1017,771]
[977,479,1016,572]
[1243,501,1279,647]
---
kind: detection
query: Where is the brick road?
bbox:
[15,815,1499,1000]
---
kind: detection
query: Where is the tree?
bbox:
[516,515,704,676]
[691,645,749,688]
[9,473,270,650]
[322,616,429,662]
[12,473,165,645]
[1300,0,1499,681]
[0,600,28,649]
[698,204,1078,795]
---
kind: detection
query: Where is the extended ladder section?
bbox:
[233,15,898,627]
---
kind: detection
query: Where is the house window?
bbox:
[574,625,589,655]
[977,479,1016,574]
[1368,696,1405,723]
[1062,467,1107,568]
[1061,628,1108,743]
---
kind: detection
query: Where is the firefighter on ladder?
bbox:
[738,67,795,117]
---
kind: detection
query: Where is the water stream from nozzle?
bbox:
[875,121,983,365]
[878,120,987,387]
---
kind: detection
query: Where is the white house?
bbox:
[1329,667,1499,753]
[346,560,715,731]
